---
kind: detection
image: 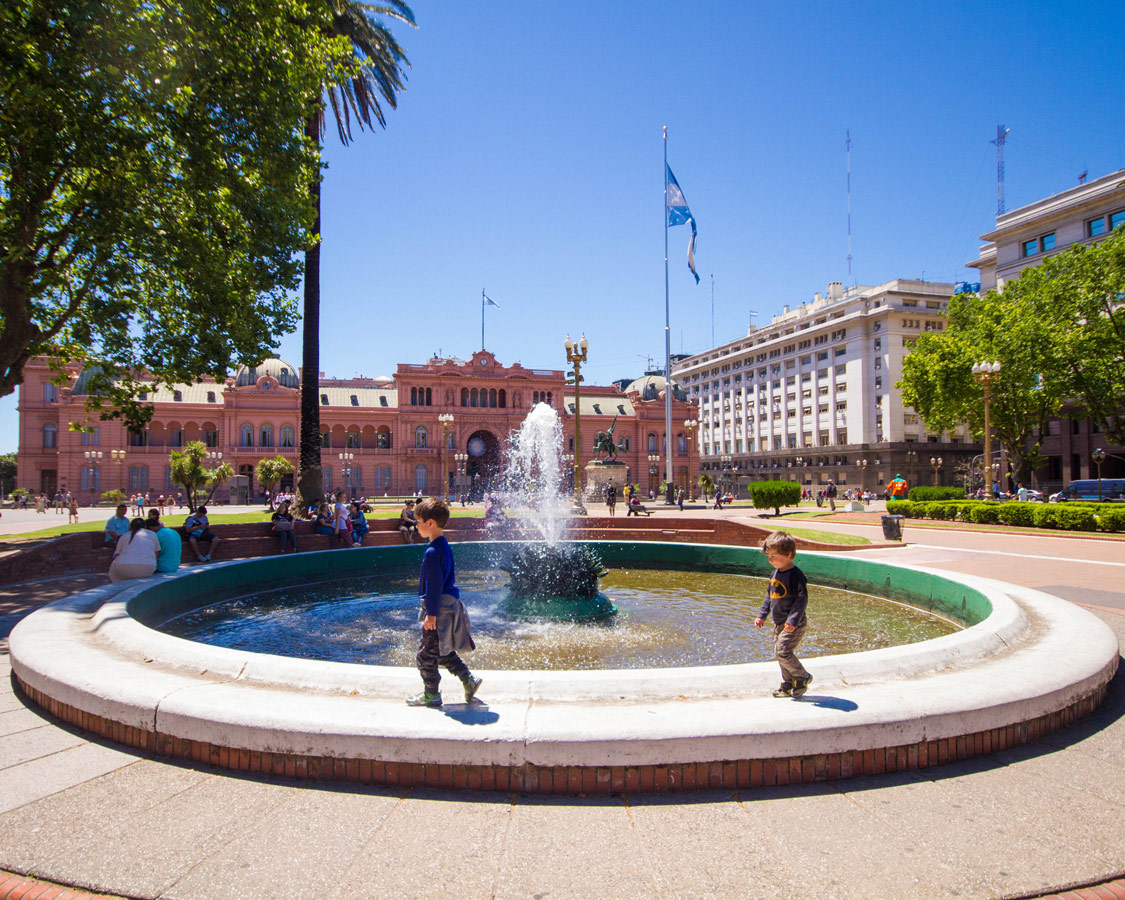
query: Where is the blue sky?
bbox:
[4,0,1124,452]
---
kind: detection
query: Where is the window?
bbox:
[320,431,330,449]
[1041,232,1056,252]
[240,424,253,447]
[44,382,58,402]
[320,393,329,406]
[42,423,57,448]
[128,465,149,491]
[280,425,294,448]
[375,466,391,490]
[414,464,428,492]
[204,429,218,447]
[80,426,100,446]
[350,394,359,407]
[1112,210,1125,231]
[207,391,217,403]
[347,431,361,449]
[170,429,183,447]
[816,351,828,362]
[376,427,392,450]
[874,338,881,351]
[415,425,428,448]
[173,390,183,402]
[128,429,149,447]
[259,425,273,448]
[834,347,846,357]
[647,433,658,452]
[677,434,687,453]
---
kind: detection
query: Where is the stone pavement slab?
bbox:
[0,741,137,815]
[335,790,510,900]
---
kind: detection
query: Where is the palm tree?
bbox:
[298,1,414,513]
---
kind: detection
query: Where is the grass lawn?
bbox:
[773,525,870,545]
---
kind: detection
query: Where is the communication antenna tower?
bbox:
[846,130,853,282]
[991,125,1010,217]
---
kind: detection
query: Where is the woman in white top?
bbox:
[109,517,160,583]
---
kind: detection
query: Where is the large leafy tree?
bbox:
[0,0,346,427]
[899,287,1063,485]
[1016,228,1125,445]
[297,0,414,514]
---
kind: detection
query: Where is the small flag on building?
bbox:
[483,292,500,308]
[666,165,699,283]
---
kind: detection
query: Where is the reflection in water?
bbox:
[160,569,961,671]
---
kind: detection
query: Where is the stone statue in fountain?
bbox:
[592,415,625,463]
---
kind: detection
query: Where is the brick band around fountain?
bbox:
[9,541,1118,794]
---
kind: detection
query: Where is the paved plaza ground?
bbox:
[1,510,1123,899]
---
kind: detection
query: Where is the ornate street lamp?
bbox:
[647,453,660,498]
[930,456,943,487]
[454,451,468,500]
[720,453,733,495]
[338,451,354,497]
[1093,448,1106,501]
[110,449,127,497]
[856,458,868,494]
[972,361,1001,498]
[564,334,588,509]
[437,413,455,501]
[84,450,102,502]
[683,418,698,500]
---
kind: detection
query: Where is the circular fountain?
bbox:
[8,404,1120,794]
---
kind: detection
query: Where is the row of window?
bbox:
[1087,209,1125,238]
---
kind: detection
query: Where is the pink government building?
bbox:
[17,350,698,503]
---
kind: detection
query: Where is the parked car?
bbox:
[1025,489,1044,502]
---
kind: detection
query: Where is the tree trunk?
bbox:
[297,114,323,516]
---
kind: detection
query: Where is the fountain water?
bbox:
[492,403,616,619]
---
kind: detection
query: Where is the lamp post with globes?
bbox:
[647,454,660,498]
[437,413,455,501]
[683,418,698,500]
[856,458,868,495]
[972,361,1001,498]
[207,451,223,504]
[930,456,943,487]
[111,449,126,498]
[454,452,468,501]
[1093,448,1106,501]
[564,334,588,508]
[84,451,102,504]
[338,452,354,498]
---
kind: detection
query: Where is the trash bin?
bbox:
[881,514,904,541]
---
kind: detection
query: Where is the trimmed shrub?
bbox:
[748,480,802,515]
[951,502,975,521]
[921,501,947,520]
[1034,505,1061,529]
[968,503,1001,524]
[1057,506,1097,532]
[885,500,912,516]
[1097,507,1125,533]
[908,486,965,502]
[997,502,1036,527]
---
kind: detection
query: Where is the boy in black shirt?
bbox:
[754,531,813,698]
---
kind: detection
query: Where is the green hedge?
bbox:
[884,498,1115,533]
[908,486,965,502]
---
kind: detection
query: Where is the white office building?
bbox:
[672,279,975,493]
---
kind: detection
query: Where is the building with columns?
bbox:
[17,350,698,503]
[672,278,978,494]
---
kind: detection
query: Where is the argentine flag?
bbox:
[666,165,700,283]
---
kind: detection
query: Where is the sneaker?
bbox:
[463,675,482,703]
[791,674,813,698]
[406,691,442,708]
[772,682,793,698]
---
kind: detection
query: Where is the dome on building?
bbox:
[234,358,299,388]
[373,374,394,385]
[623,371,687,402]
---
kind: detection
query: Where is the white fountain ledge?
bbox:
[9,551,1118,774]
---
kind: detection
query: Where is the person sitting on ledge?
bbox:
[399,498,419,543]
[183,505,220,562]
[313,502,335,536]
[104,504,130,548]
[109,517,159,583]
[146,516,182,574]
[627,495,651,516]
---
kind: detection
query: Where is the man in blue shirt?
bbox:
[104,504,130,547]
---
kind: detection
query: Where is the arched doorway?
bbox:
[465,429,501,500]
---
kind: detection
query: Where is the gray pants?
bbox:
[773,622,810,684]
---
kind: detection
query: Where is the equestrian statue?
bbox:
[592,415,624,462]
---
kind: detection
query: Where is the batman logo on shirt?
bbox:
[768,579,787,600]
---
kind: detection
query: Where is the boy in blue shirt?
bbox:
[407,497,481,708]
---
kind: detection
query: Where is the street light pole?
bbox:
[111,449,126,498]
[856,458,868,494]
[972,361,1001,498]
[683,418,698,500]
[437,413,455,501]
[564,334,588,510]
[930,456,943,487]
[1093,448,1106,501]
[84,450,102,504]
[338,451,354,498]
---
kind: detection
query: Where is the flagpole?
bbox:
[481,289,485,350]
[663,126,674,504]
